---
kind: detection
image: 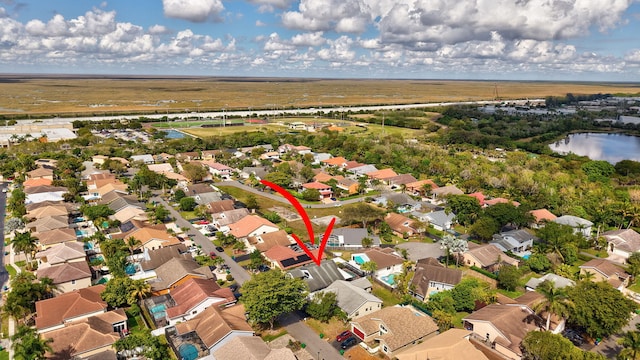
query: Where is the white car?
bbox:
[1,188,7,193]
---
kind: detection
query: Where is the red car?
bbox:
[209,252,217,259]
[336,330,352,342]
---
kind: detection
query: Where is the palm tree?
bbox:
[12,230,38,264]
[577,270,596,282]
[361,261,377,278]
[533,280,572,331]
[12,325,53,359]
[126,236,142,255]
[129,279,152,304]
[233,240,247,254]
[39,276,58,299]
[361,237,374,248]
[619,330,640,360]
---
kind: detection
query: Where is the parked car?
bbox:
[229,283,239,292]
[258,264,271,272]
[215,246,225,253]
[336,330,352,342]
[341,337,358,349]
[209,252,217,259]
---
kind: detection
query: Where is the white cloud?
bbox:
[282,0,372,33]
[148,24,170,35]
[247,0,295,10]
[316,36,356,62]
[625,50,640,63]
[162,0,224,22]
[255,20,266,27]
[291,31,325,47]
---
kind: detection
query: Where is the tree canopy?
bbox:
[521,331,605,360]
[241,270,308,329]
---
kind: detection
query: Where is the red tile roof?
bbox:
[228,215,278,238]
[166,278,235,319]
[302,181,332,190]
[35,285,107,330]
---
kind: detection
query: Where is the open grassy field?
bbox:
[2,75,640,117]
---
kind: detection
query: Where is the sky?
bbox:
[1,0,640,80]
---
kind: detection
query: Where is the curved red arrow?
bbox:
[260,180,336,266]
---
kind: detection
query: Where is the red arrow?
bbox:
[260,180,336,266]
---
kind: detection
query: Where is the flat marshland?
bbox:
[2,75,640,117]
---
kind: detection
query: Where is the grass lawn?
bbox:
[4,264,16,277]
[180,210,198,220]
[371,282,402,307]
[452,311,470,328]
[497,288,525,299]
[629,280,640,293]
[0,350,8,360]
[304,317,348,338]
[260,328,288,342]
[1,316,8,338]
[582,248,608,258]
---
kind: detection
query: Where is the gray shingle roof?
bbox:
[287,260,345,292]
[554,215,593,227]
[525,273,575,290]
[425,210,455,228]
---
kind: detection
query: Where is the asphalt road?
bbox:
[215,180,365,209]
[280,312,343,360]
[151,195,251,285]
[0,183,8,292]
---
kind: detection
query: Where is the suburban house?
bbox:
[35,228,78,249]
[26,215,70,233]
[287,260,345,292]
[424,210,455,231]
[43,309,127,360]
[110,206,148,224]
[202,161,235,180]
[239,166,270,180]
[35,285,108,333]
[431,185,464,203]
[213,208,250,230]
[579,258,631,290]
[374,193,417,210]
[263,245,319,270]
[350,305,439,357]
[213,336,297,360]
[25,185,68,204]
[36,261,92,294]
[206,199,236,214]
[490,229,538,256]
[35,241,86,268]
[278,144,312,155]
[111,222,181,252]
[384,213,418,237]
[484,197,520,207]
[328,227,380,248]
[554,215,593,237]
[319,280,383,319]
[300,181,333,199]
[26,203,69,220]
[410,257,462,302]
[349,164,378,176]
[148,257,216,295]
[166,304,253,358]
[322,156,348,167]
[337,177,359,195]
[136,245,192,279]
[130,154,154,164]
[27,166,54,180]
[387,174,418,189]
[462,297,542,360]
[405,179,439,196]
[366,168,399,183]
[23,177,53,188]
[603,228,640,263]
[525,273,575,291]
[461,243,519,271]
[359,248,405,281]
[247,230,293,253]
[228,215,279,241]
[176,151,200,162]
[163,278,236,326]
[395,328,489,360]
[528,208,557,228]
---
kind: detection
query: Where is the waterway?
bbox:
[549,132,640,164]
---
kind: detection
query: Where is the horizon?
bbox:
[1,1,640,81]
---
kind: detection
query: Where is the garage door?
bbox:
[352,326,365,340]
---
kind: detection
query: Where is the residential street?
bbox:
[590,313,640,358]
[152,195,251,285]
[280,312,343,360]
[215,180,365,208]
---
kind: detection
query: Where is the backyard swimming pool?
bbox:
[381,274,397,286]
[150,303,167,320]
[178,343,198,360]
[353,254,369,265]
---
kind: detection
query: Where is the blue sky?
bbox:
[1,0,640,80]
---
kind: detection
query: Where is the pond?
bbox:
[549,133,640,164]
[163,129,187,139]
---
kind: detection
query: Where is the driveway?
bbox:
[152,196,251,285]
[395,242,444,261]
[279,312,343,360]
[215,181,364,209]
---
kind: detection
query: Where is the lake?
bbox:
[549,133,640,164]
[163,129,187,139]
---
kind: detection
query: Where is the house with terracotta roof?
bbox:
[26,215,69,233]
[350,305,439,357]
[35,285,107,333]
[163,278,236,326]
[467,192,486,206]
[300,181,333,199]
[366,168,399,182]
[579,258,630,290]
[37,261,92,294]
[213,336,297,360]
[529,208,557,228]
[112,222,181,252]
[35,241,86,268]
[148,257,215,295]
[313,171,340,183]
[321,156,348,167]
[384,212,418,237]
[462,296,543,359]
[343,160,367,170]
[228,215,279,240]
[23,177,54,188]
[247,230,293,253]
[35,228,78,249]
[166,304,253,357]
[485,197,521,207]
[410,258,462,301]
[461,243,519,272]
[43,309,127,359]
[26,204,69,220]
[406,179,439,196]
[263,245,318,270]
[395,328,489,360]
[603,228,640,263]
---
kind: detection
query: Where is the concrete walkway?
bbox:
[280,312,343,360]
